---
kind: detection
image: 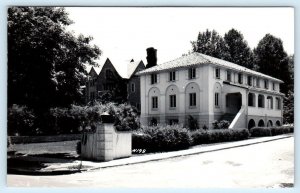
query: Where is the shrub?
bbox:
[49,102,140,134]
[191,128,250,145]
[187,115,199,130]
[7,104,36,136]
[249,127,272,137]
[132,125,192,153]
[212,120,231,129]
[250,126,293,137]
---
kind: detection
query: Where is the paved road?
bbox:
[7,137,294,188]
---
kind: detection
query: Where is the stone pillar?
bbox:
[81,113,114,161]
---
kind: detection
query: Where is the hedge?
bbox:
[191,128,250,145]
[249,126,294,137]
[132,125,250,153]
[132,125,192,153]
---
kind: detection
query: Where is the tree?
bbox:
[253,34,291,94]
[283,90,294,124]
[191,29,230,60]
[8,7,100,110]
[283,55,294,124]
[224,29,254,69]
[8,7,101,133]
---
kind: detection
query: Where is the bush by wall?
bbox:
[7,104,36,136]
[191,128,250,145]
[249,126,294,137]
[212,120,231,129]
[132,125,250,153]
[132,125,192,152]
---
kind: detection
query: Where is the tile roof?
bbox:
[136,52,283,83]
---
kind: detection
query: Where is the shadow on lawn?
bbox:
[7,152,81,175]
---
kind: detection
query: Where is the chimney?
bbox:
[146,47,157,69]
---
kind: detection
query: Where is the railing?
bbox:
[229,105,246,129]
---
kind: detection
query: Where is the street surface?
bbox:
[7,137,294,188]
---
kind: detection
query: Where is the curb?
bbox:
[8,168,87,176]
[88,134,293,171]
[8,134,293,175]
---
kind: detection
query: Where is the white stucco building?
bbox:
[136,52,284,129]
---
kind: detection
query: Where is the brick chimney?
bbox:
[146,47,157,69]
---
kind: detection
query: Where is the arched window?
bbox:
[248,93,255,107]
[276,97,281,110]
[267,120,273,127]
[258,94,265,108]
[185,82,200,110]
[267,96,273,109]
[248,119,256,129]
[166,85,179,111]
[258,119,265,127]
[148,87,160,112]
[276,120,281,126]
[214,83,222,108]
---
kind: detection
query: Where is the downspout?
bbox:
[246,88,249,129]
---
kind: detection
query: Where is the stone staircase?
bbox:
[219,113,236,123]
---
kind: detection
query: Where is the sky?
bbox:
[65,7,294,77]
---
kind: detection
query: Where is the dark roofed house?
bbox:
[85,58,145,111]
[126,59,145,110]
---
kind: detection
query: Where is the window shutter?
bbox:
[196,68,199,78]
[148,75,151,85]
[185,69,188,80]
[176,71,179,81]
[157,74,160,83]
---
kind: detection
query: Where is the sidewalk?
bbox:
[41,134,293,174]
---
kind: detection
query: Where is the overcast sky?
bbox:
[65,7,294,77]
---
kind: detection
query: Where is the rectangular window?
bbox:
[256,78,260,88]
[188,68,196,79]
[189,93,196,107]
[152,96,158,109]
[264,79,269,89]
[276,98,281,110]
[215,93,219,107]
[131,83,135,92]
[169,71,176,81]
[273,82,275,90]
[226,70,231,81]
[247,76,252,86]
[238,73,243,84]
[170,95,176,108]
[151,74,157,84]
[215,68,220,79]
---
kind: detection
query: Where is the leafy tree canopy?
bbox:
[224,28,254,69]
[254,34,291,94]
[8,7,101,113]
[191,29,230,60]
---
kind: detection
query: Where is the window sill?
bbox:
[151,108,158,111]
[169,107,177,110]
[189,106,197,109]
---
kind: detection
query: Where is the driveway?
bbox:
[7,137,294,188]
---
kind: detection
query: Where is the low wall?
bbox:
[8,134,81,144]
[81,123,132,161]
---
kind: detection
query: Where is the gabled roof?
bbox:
[87,58,145,79]
[136,52,283,83]
[126,59,145,79]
